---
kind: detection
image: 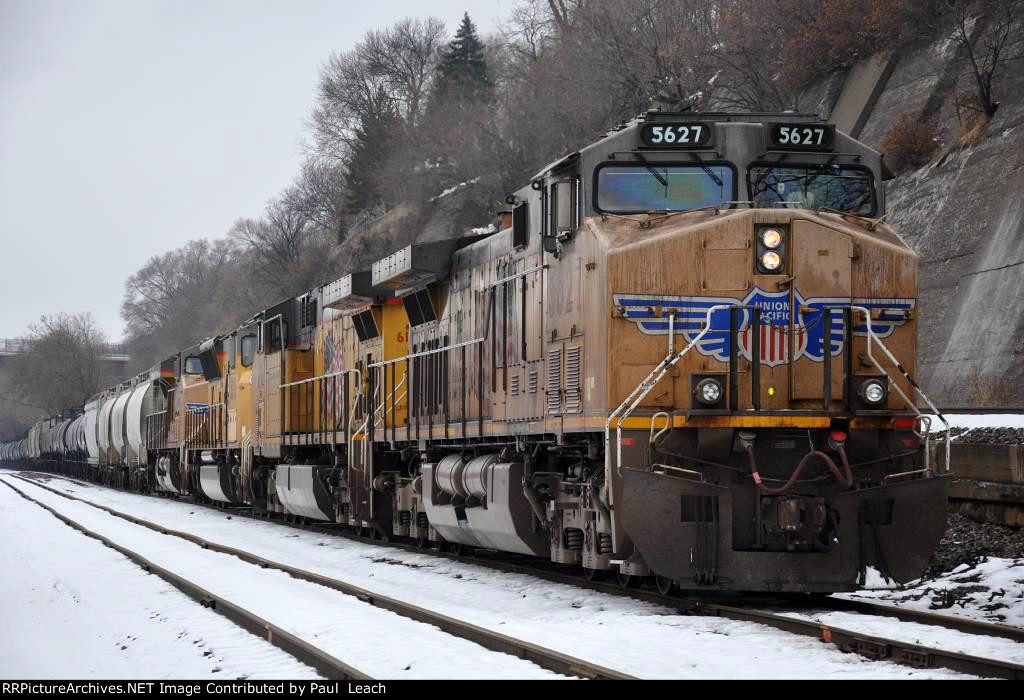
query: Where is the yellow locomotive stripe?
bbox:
[611,415,891,430]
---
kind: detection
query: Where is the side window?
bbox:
[267,321,287,352]
[241,335,257,367]
[227,337,236,369]
[550,178,577,238]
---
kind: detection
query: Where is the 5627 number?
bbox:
[639,122,712,148]
[769,124,835,150]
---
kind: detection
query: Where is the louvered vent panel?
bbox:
[564,346,582,414]
[510,373,520,397]
[528,370,538,394]
[546,346,562,414]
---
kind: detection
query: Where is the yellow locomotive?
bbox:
[5,113,951,593]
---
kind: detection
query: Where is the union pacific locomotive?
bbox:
[1,112,952,593]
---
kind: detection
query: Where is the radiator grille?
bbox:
[564,345,582,413]
[546,347,562,414]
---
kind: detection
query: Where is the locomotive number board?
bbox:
[639,122,713,148]
[768,123,836,150]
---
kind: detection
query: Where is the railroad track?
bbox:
[1,473,632,680]
[0,476,368,680]
[12,470,1024,679]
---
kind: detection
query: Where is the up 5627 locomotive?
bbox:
[2,112,952,593]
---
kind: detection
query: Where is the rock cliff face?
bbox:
[856,30,1024,406]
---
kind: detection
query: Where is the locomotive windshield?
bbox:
[748,164,876,215]
[595,164,734,214]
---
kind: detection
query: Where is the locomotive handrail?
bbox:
[605,304,735,497]
[368,336,485,369]
[489,264,547,288]
[850,305,951,474]
[279,368,363,391]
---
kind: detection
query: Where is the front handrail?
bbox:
[850,305,950,474]
[605,304,735,492]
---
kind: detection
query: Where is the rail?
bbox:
[0,477,370,680]
[144,410,169,451]
[183,402,226,450]
[367,336,488,444]
[7,474,633,680]
[605,304,733,489]
[847,305,950,474]
[279,369,363,447]
[13,471,1024,679]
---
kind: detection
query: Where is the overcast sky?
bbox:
[0,0,508,341]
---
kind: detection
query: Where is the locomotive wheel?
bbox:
[655,575,676,596]
[582,567,606,582]
[617,572,639,589]
[415,535,429,549]
[451,542,465,557]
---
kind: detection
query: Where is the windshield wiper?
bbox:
[688,151,723,187]
[634,151,668,187]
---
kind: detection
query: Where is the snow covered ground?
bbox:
[0,479,319,680]
[928,413,1024,431]
[0,476,558,680]
[0,472,986,679]
[836,558,1024,630]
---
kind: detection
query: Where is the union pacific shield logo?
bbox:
[613,288,914,366]
[737,288,806,367]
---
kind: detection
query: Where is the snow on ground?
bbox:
[835,557,1024,631]
[0,476,557,680]
[777,606,1024,664]
[0,480,319,680]
[927,414,1024,431]
[4,473,981,679]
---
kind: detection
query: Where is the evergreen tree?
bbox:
[344,108,403,216]
[432,13,493,107]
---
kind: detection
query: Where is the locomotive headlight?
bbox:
[760,228,784,249]
[860,379,887,406]
[760,251,783,272]
[694,378,724,406]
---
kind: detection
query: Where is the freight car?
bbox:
[1,112,952,593]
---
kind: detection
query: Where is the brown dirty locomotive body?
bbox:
[3,113,949,592]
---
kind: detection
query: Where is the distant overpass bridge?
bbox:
[0,338,131,364]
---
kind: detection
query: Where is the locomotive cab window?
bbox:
[184,356,204,375]
[747,163,876,215]
[240,334,257,367]
[549,177,579,238]
[595,163,735,214]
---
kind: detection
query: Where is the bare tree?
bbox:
[947,0,1023,117]
[310,17,447,161]
[4,313,109,418]
[363,17,447,128]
